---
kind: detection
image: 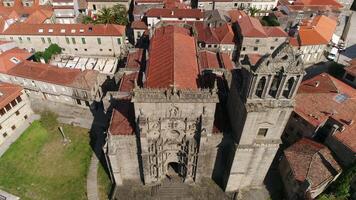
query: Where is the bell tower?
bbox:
[225,43,305,191]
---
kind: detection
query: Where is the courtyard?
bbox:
[0,112,94,200]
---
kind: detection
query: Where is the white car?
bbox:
[327,47,338,61]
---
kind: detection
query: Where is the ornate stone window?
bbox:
[283,77,295,98]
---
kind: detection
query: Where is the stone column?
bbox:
[276,75,287,99]
[261,75,273,98]
[248,75,258,98]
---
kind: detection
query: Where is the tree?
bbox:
[248,7,260,17]
[96,7,114,24]
[95,4,128,25]
[80,15,95,24]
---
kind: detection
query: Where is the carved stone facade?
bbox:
[132,87,219,184]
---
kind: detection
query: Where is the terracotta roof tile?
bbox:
[131,20,148,29]
[237,15,267,38]
[263,26,288,37]
[297,15,337,46]
[0,82,23,109]
[199,50,220,70]
[219,52,233,70]
[194,22,234,44]
[7,60,98,90]
[284,138,341,189]
[228,10,247,23]
[119,72,139,93]
[146,8,203,18]
[145,25,200,89]
[3,23,125,36]
[126,49,143,69]
[0,47,32,73]
[295,73,356,152]
[109,99,135,136]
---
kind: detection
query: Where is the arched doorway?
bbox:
[167,162,180,176]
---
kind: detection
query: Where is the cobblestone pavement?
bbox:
[0,114,40,157]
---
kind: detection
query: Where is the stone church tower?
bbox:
[225,43,305,191]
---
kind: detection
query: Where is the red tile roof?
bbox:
[284,138,341,189]
[237,15,267,37]
[119,72,139,93]
[294,0,342,8]
[7,60,98,90]
[126,49,143,69]
[295,73,356,152]
[219,52,233,70]
[2,23,125,36]
[246,54,262,66]
[199,50,220,70]
[146,8,203,18]
[145,25,200,90]
[0,47,32,73]
[228,10,247,23]
[0,82,23,109]
[296,15,337,46]
[109,100,135,136]
[131,20,148,30]
[345,59,356,76]
[263,27,288,37]
[194,22,235,44]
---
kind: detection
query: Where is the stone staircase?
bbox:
[153,176,194,200]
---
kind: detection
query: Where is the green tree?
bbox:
[95,4,128,25]
[248,7,260,17]
[96,7,115,24]
[80,15,95,24]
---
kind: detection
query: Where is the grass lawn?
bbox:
[98,162,112,200]
[0,112,92,200]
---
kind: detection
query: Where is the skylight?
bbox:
[48,29,53,33]
[10,57,20,64]
[60,29,65,33]
[71,29,76,33]
[38,29,43,33]
[334,93,349,103]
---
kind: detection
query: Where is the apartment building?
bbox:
[146,8,204,28]
[0,60,104,108]
[0,23,126,57]
[290,15,337,65]
[0,83,33,146]
[235,15,287,61]
[197,0,277,14]
[52,0,77,24]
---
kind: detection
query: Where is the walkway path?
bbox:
[87,151,100,200]
[0,189,20,200]
[0,114,40,157]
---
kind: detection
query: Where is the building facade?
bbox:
[226,43,304,191]
[0,83,33,146]
[0,23,126,57]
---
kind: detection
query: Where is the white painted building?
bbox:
[0,83,33,146]
[146,8,204,28]
[0,23,126,57]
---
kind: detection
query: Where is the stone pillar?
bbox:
[276,75,287,99]
[262,75,273,98]
[248,75,258,98]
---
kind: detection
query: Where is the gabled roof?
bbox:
[109,99,135,136]
[199,50,220,70]
[263,26,288,37]
[237,15,267,38]
[0,82,23,109]
[131,20,148,30]
[194,22,234,44]
[2,23,125,36]
[119,72,139,93]
[145,25,199,89]
[295,73,356,152]
[7,60,99,90]
[293,0,342,8]
[227,10,247,23]
[284,138,341,189]
[296,15,337,46]
[0,47,32,73]
[126,49,143,69]
[146,8,203,18]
